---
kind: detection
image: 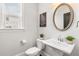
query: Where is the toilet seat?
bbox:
[25,47,41,56]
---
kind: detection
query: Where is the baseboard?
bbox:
[16,51,50,56]
[15,52,26,56]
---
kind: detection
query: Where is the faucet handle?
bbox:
[58,35,61,40]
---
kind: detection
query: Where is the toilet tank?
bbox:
[36,39,45,49]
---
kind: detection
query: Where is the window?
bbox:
[0,3,23,29]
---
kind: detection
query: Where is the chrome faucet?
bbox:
[58,35,64,42]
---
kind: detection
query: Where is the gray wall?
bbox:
[0,3,38,56]
[38,3,79,56]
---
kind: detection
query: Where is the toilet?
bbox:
[25,39,45,56]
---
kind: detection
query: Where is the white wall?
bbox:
[38,3,79,56]
[0,3,38,56]
[0,3,79,56]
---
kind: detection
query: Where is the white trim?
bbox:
[15,52,25,56]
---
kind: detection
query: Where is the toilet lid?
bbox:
[25,47,41,55]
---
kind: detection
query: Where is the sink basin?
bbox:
[41,38,75,54]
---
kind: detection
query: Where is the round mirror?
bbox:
[53,3,74,31]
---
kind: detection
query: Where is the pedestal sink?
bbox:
[41,38,75,54]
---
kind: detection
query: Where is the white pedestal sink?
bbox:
[41,38,75,54]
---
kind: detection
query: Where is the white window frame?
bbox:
[0,3,24,29]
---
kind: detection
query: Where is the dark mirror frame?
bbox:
[53,3,74,31]
[40,12,46,27]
